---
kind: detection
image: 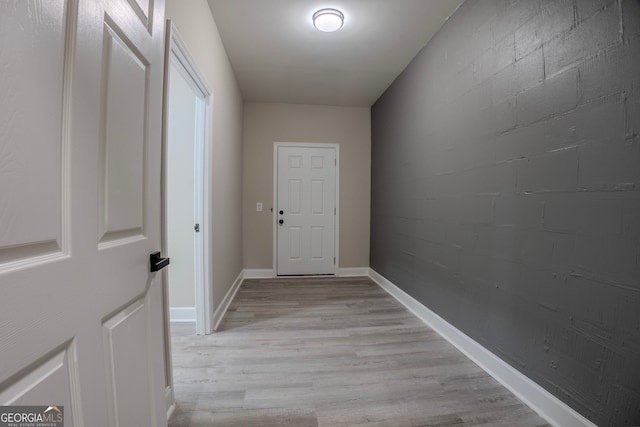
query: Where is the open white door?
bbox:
[275,144,338,276]
[0,1,168,426]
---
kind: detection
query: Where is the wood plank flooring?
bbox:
[168,277,550,427]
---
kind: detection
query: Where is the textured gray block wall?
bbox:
[370,0,640,425]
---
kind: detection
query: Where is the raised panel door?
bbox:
[276,145,336,275]
[0,1,168,426]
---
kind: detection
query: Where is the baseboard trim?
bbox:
[368,268,596,427]
[212,271,244,331]
[244,268,370,278]
[169,307,196,323]
[165,386,174,421]
[243,269,274,279]
[338,267,369,277]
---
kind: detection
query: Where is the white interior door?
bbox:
[276,145,337,275]
[166,54,199,323]
[0,1,168,426]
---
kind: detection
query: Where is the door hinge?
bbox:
[194,223,200,232]
[334,257,336,264]
[335,158,337,166]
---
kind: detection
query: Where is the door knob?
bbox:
[279,210,284,215]
[279,219,284,225]
[150,251,170,272]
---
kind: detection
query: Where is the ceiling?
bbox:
[207,0,464,107]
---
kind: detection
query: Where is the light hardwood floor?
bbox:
[169,277,550,427]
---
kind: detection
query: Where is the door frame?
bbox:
[161,20,214,414]
[272,142,340,276]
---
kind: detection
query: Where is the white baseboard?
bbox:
[165,386,174,421]
[212,271,244,331]
[368,268,596,427]
[169,307,195,323]
[243,269,274,279]
[338,267,369,277]
[244,268,369,278]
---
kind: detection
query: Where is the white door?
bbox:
[166,52,203,327]
[0,0,167,426]
[276,145,337,275]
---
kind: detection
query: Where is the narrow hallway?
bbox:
[169,277,548,426]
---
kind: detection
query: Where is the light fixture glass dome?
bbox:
[313,8,344,32]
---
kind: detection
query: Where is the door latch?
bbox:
[195,223,200,232]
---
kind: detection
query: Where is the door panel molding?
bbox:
[0,0,75,272]
[125,0,154,32]
[103,297,155,427]
[0,341,82,427]
[98,20,148,246]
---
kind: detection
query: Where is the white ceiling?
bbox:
[207,0,463,107]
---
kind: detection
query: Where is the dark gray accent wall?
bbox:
[370,0,640,425]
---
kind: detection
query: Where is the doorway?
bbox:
[273,143,339,276]
[163,21,213,336]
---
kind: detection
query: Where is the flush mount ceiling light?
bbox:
[313,8,344,32]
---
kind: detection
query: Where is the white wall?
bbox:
[165,0,243,313]
[242,102,371,270]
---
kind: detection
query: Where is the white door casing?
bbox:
[0,1,167,426]
[274,144,338,276]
